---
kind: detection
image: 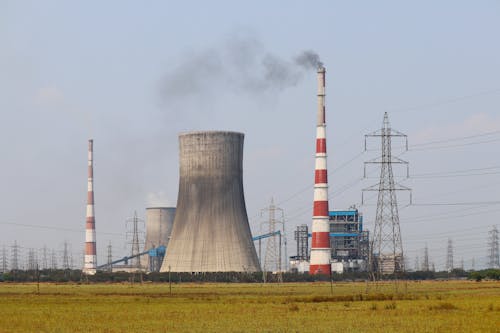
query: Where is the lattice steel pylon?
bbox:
[422,245,429,272]
[363,112,411,277]
[107,241,113,272]
[488,225,499,269]
[126,211,144,270]
[446,238,454,272]
[260,198,285,273]
[1,246,8,273]
[11,241,20,271]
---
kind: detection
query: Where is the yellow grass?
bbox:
[0,280,498,332]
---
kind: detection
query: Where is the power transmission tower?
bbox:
[363,112,411,277]
[1,246,8,273]
[414,256,420,271]
[107,241,113,272]
[488,225,499,268]
[422,245,430,271]
[62,242,70,270]
[41,246,48,270]
[50,249,58,270]
[126,211,144,270]
[260,198,285,274]
[471,257,475,271]
[460,258,464,271]
[11,241,20,271]
[27,248,37,271]
[446,238,454,272]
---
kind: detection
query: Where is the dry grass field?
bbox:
[0,280,498,332]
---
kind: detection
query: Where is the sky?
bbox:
[1,1,499,271]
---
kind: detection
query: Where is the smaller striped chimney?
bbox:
[309,66,331,276]
[83,139,97,274]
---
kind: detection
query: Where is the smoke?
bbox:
[295,50,324,70]
[160,36,323,102]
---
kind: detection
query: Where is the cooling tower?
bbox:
[160,131,260,272]
[145,207,176,249]
[142,207,175,271]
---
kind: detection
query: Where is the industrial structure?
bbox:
[160,131,260,272]
[126,211,144,270]
[488,225,499,269]
[83,139,97,275]
[260,199,286,272]
[290,225,309,273]
[446,238,454,272]
[329,209,369,273]
[143,207,175,272]
[363,113,410,276]
[309,66,331,276]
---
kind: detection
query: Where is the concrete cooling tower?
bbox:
[143,207,175,271]
[160,131,260,272]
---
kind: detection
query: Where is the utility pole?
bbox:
[446,238,454,273]
[488,225,499,269]
[363,112,411,277]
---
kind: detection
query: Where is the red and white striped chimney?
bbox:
[83,139,97,274]
[309,66,331,276]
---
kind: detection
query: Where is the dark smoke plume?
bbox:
[295,50,324,69]
[160,35,322,102]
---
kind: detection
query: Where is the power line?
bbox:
[411,129,500,147]
[410,165,500,178]
[411,201,500,207]
[0,220,122,236]
[388,88,500,114]
[410,137,500,152]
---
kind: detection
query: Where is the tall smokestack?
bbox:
[309,66,331,275]
[160,131,260,272]
[83,139,97,274]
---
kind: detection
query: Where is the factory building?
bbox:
[290,224,310,273]
[329,208,369,273]
[291,208,369,274]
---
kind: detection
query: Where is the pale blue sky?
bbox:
[1,1,499,270]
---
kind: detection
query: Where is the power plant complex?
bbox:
[81,64,376,276]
